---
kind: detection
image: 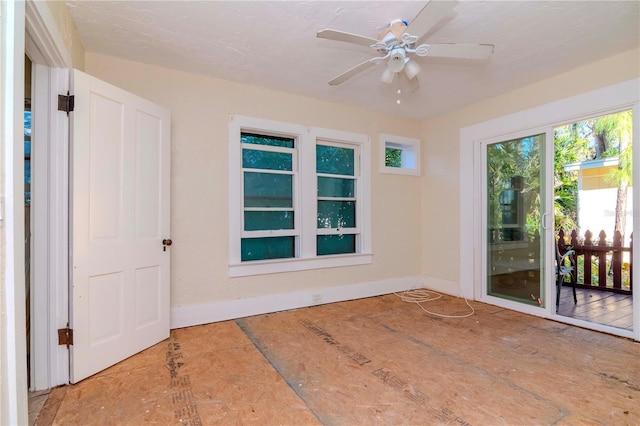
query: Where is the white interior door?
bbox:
[70,69,171,382]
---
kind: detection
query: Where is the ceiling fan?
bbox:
[317,0,494,88]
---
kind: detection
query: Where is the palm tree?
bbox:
[587,111,633,239]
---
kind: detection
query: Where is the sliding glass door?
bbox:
[553,110,634,330]
[485,134,548,307]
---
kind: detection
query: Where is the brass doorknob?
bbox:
[162,239,173,246]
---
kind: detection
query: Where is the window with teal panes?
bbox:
[317,201,355,228]
[317,235,355,256]
[244,211,294,231]
[241,132,294,148]
[317,176,354,198]
[316,142,358,256]
[241,236,295,261]
[231,116,372,273]
[316,145,354,176]
[241,131,297,261]
[243,172,293,208]
[242,149,292,171]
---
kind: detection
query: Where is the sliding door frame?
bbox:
[460,78,640,341]
[479,126,555,316]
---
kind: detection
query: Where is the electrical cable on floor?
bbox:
[393,288,475,318]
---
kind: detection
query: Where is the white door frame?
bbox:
[1,1,28,423]
[460,78,640,341]
[25,0,73,391]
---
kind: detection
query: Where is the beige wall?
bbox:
[85,52,422,308]
[84,47,640,307]
[421,47,640,286]
[43,0,84,69]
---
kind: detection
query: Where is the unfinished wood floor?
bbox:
[557,286,633,330]
[36,294,639,425]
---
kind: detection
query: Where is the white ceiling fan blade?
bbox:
[328,60,376,86]
[317,29,378,47]
[427,43,494,59]
[405,0,459,42]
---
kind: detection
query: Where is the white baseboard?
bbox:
[422,276,462,297]
[170,276,424,329]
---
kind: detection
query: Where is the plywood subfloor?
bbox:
[36,294,639,425]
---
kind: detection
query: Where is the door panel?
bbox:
[71,69,171,383]
[89,93,124,241]
[135,111,162,239]
[485,134,546,307]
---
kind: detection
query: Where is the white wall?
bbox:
[421,48,640,295]
[578,188,634,245]
[85,52,423,319]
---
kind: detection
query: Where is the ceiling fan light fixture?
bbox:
[404,59,422,80]
[387,47,406,73]
[380,67,395,84]
[317,0,494,89]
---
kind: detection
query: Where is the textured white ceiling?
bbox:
[64,1,640,121]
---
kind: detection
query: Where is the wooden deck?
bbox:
[557,285,633,330]
[34,293,640,425]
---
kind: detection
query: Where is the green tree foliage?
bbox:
[584,111,631,158]
[385,147,402,167]
[487,135,541,239]
[553,125,590,230]
[598,111,633,237]
[487,110,632,243]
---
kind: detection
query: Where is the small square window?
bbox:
[379,134,421,176]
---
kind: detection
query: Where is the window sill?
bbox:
[229,253,373,277]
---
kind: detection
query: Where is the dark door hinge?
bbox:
[58,326,74,346]
[58,93,75,114]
